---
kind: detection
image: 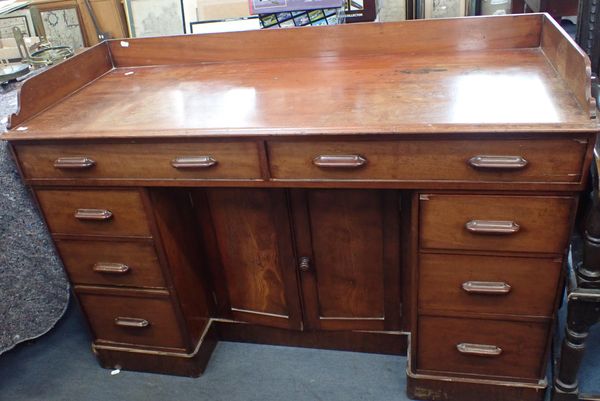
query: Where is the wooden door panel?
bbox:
[205,189,302,329]
[309,190,385,318]
[294,189,401,331]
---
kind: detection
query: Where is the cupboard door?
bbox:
[292,190,402,331]
[202,189,302,330]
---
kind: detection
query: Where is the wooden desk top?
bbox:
[3,14,598,141]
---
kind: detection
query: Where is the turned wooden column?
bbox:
[553,293,600,401]
[576,0,600,77]
[552,154,600,401]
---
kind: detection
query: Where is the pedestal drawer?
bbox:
[55,239,166,288]
[417,316,549,380]
[418,253,562,317]
[419,194,575,253]
[267,137,587,183]
[35,189,151,237]
[15,141,262,180]
[77,288,187,350]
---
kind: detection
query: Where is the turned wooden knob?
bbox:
[298,257,311,272]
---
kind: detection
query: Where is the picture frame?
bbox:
[344,0,379,22]
[34,3,88,49]
[250,0,343,13]
[0,9,35,38]
[124,0,185,37]
[421,0,467,18]
[258,7,341,28]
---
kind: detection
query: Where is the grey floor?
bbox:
[0,299,407,401]
[1,297,599,401]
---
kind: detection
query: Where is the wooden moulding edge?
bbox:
[406,367,548,390]
[539,13,597,120]
[92,318,408,374]
[8,42,114,131]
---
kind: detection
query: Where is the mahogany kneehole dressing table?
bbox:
[3,14,598,401]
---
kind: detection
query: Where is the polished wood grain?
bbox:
[308,190,385,319]
[55,239,166,288]
[6,49,594,140]
[76,287,187,350]
[35,188,152,237]
[295,189,401,331]
[417,316,549,380]
[108,15,541,67]
[4,14,595,140]
[268,137,588,184]
[202,189,302,330]
[14,141,263,180]
[540,15,596,119]
[216,321,407,355]
[9,43,112,129]
[419,194,575,254]
[95,323,218,377]
[418,253,562,317]
[2,13,595,398]
[147,189,213,347]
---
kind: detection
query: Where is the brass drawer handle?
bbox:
[465,220,520,234]
[114,317,149,328]
[74,209,113,221]
[456,343,502,357]
[313,155,367,168]
[93,262,130,274]
[171,156,217,169]
[54,157,96,169]
[462,281,512,295]
[468,155,528,169]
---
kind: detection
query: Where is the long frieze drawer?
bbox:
[417,316,549,380]
[267,138,588,183]
[419,194,575,253]
[418,253,562,317]
[14,141,262,180]
[77,288,187,350]
[35,189,151,237]
[55,239,166,288]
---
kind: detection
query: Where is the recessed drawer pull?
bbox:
[171,156,217,169]
[312,155,367,168]
[92,262,130,274]
[456,343,503,357]
[74,209,113,221]
[114,317,149,328]
[462,281,512,295]
[468,155,528,169]
[53,156,96,169]
[465,220,520,234]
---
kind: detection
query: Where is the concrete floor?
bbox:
[1,297,599,401]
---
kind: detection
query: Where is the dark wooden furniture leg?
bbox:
[553,289,600,401]
[576,0,600,75]
[552,157,600,401]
